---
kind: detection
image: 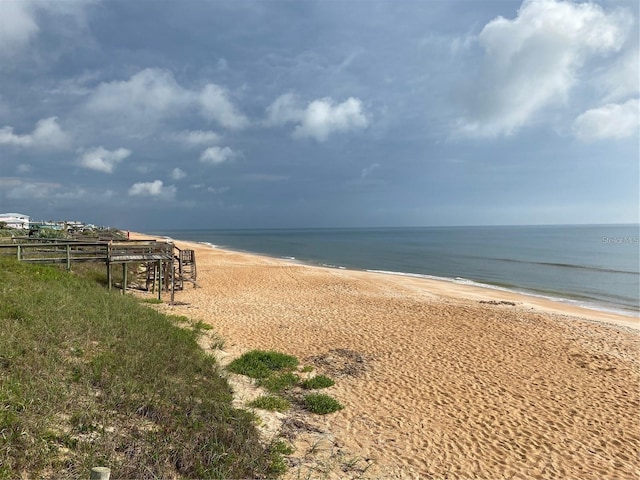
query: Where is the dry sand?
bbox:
[131,232,639,479]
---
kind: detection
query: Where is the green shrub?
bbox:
[249,395,290,412]
[301,375,335,390]
[258,372,299,393]
[227,350,298,379]
[266,440,294,476]
[302,394,344,415]
[193,320,213,331]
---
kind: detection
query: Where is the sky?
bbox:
[0,0,638,230]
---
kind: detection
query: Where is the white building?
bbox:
[0,213,30,229]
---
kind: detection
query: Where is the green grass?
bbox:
[227,350,299,378]
[248,395,291,412]
[227,350,343,418]
[301,375,335,390]
[0,257,278,479]
[302,394,344,415]
[258,372,300,393]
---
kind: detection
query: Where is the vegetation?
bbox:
[227,350,299,379]
[259,372,300,393]
[302,394,344,415]
[229,350,343,416]
[301,375,335,390]
[248,395,291,412]
[0,257,281,479]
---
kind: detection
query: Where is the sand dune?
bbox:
[131,233,640,479]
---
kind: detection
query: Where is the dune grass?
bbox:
[302,394,344,415]
[301,375,335,390]
[227,350,299,379]
[248,395,291,412]
[0,258,278,479]
[229,350,343,416]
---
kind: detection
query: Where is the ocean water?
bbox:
[151,225,640,316]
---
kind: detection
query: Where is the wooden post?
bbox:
[157,259,162,301]
[89,466,110,480]
[66,244,71,271]
[16,244,21,261]
[122,263,127,295]
[170,255,175,305]
[107,243,112,291]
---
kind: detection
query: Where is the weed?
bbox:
[302,394,344,415]
[192,320,213,331]
[248,395,291,412]
[266,440,294,476]
[209,334,225,350]
[228,350,298,378]
[259,372,300,393]
[301,375,335,390]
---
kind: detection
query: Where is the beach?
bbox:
[131,232,639,479]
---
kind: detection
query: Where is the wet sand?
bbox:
[131,232,640,479]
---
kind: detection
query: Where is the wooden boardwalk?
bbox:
[0,238,197,303]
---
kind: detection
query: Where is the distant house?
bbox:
[0,213,30,229]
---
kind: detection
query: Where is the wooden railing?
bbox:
[0,239,179,302]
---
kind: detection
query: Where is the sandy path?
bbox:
[132,233,640,479]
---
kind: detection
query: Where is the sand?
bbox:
[130,232,639,479]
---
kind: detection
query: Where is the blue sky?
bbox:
[0,0,638,230]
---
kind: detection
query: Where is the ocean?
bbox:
[150,225,639,317]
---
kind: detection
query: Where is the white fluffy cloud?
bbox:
[83,68,248,130]
[128,180,176,198]
[79,146,131,173]
[0,117,71,149]
[457,0,631,137]
[572,99,639,141]
[266,94,368,142]
[200,146,236,165]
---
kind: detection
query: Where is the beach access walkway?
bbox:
[0,237,197,303]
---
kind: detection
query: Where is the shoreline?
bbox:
[129,231,639,478]
[138,231,639,331]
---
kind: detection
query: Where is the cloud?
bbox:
[128,180,176,198]
[361,163,381,178]
[199,84,249,129]
[266,94,369,142]
[0,1,38,56]
[200,146,236,165]
[78,146,131,173]
[84,69,188,120]
[83,68,247,130]
[207,186,230,194]
[597,47,639,103]
[171,167,187,180]
[0,117,71,149]
[572,98,639,141]
[265,93,302,126]
[0,0,96,59]
[2,178,55,199]
[456,0,631,137]
[173,130,221,146]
